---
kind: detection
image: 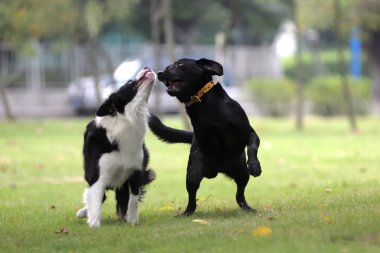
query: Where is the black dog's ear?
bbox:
[96,98,116,117]
[196,58,223,76]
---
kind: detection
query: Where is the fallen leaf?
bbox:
[175,207,182,216]
[192,219,210,225]
[251,226,272,237]
[196,195,212,205]
[325,188,332,193]
[323,216,333,224]
[55,226,69,235]
[158,205,175,212]
[35,127,44,136]
[36,163,45,170]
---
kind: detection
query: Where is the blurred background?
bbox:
[0,0,379,131]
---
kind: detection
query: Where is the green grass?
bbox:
[0,116,379,253]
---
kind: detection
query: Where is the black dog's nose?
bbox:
[157,71,164,78]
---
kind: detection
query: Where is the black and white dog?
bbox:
[76,67,156,227]
[149,58,261,216]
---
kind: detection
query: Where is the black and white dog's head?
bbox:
[96,67,156,119]
[157,58,223,103]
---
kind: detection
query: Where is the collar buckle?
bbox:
[185,81,215,107]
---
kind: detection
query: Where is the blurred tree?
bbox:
[334,0,357,132]
[291,0,305,130]
[357,0,380,114]
[219,0,291,45]
[298,0,358,132]
[127,0,290,46]
[300,0,380,116]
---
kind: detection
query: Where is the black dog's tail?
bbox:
[148,114,193,144]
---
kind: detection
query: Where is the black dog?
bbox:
[149,58,261,216]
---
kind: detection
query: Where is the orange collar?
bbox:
[185,81,215,107]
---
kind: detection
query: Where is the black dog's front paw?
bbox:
[182,209,195,216]
[248,160,262,177]
[242,205,257,213]
[237,201,257,213]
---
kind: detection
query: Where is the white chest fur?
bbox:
[95,113,147,189]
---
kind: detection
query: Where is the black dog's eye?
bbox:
[175,62,184,67]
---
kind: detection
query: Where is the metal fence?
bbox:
[2,41,282,89]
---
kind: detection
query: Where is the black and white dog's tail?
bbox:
[148,114,193,144]
[139,169,156,201]
[144,169,156,185]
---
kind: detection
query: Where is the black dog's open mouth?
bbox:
[163,79,183,94]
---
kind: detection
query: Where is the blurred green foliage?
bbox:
[306,75,371,116]
[282,50,369,83]
[246,78,295,117]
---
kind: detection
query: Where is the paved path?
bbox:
[0,88,75,119]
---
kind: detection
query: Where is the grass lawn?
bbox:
[0,116,379,253]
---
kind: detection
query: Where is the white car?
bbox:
[67,58,179,114]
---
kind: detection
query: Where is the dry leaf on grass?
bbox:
[55,226,70,235]
[192,219,210,225]
[323,216,333,224]
[251,226,272,237]
[158,205,175,212]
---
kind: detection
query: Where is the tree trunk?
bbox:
[370,59,380,115]
[162,0,191,130]
[0,85,15,121]
[366,30,380,115]
[0,51,15,121]
[150,0,162,115]
[293,0,304,130]
[88,38,102,106]
[334,0,358,132]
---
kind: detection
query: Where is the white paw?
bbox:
[126,212,139,225]
[76,207,88,218]
[87,215,101,228]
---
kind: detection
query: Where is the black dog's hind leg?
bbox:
[115,181,130,219]
[183,143,204,216]
[247,129,262,177]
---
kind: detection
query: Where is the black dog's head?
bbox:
[157,58,223,103]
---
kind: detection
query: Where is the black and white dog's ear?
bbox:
[196,58,223,76]
[96,98,116,117]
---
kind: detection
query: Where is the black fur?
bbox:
[149,58,261,215]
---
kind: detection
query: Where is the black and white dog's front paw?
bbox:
[87,213,101,228]
[76,207,88,218]
[247,159,262,177]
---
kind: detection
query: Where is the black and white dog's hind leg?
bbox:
[115,181,130,220]
[115,169,156,224]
